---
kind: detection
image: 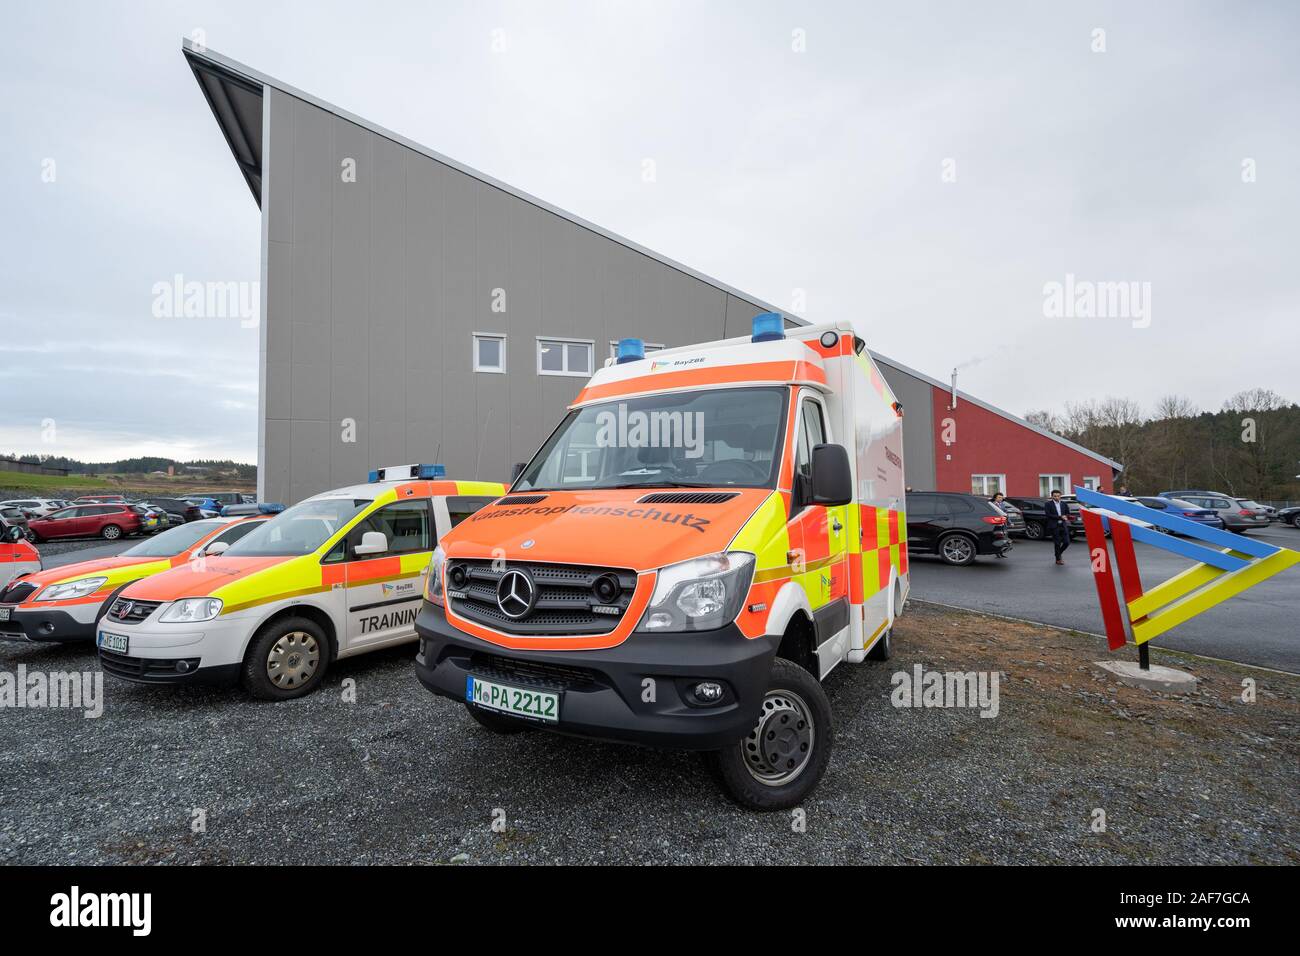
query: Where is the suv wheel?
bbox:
[1291,515,1300,529]
[100,524,122,540]
[1024,520,1044,540]
[704,658,832,811]
[938,532,976,566]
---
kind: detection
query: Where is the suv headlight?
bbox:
[159,598,223,623]
[425,546,446,606]
[36,577,108,602]
[636,551,755,633]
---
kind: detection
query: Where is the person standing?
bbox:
[1045,489,1071,565]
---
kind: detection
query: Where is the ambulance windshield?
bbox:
[516,386,788,492]
[224,497,371,557]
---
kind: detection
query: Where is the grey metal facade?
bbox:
[186,42,1071,504]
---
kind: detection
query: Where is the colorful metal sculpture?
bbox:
[1076,486,1298,660]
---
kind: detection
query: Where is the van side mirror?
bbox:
[204,541,230,557]
[510,461,527,483]
[353,531,389,556]
[810,444,853,506]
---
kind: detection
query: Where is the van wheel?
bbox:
[101,524,122,540]
[703,658,832,811]
[240,617,332,700]
[1024,520,1044,540]
[938,533,976,566]
[464,703,535,733]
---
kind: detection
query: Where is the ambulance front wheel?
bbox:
[241,616,333,700]
[704,658,832,811]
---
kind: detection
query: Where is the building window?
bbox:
[1082,476,1101,492]
[1039,474,1070,496]
[537,337,594,377]
[473,333,506,373]
[971,474,1005,496]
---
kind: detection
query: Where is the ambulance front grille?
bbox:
[446,559,637,636]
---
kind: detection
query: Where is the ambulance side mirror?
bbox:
[810,444,852,507]
[510,461,527,483]
[204,541,230,557]
[353,531,389,556]
[6,525,22,542]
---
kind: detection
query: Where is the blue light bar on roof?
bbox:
[752,312,785,342]
[616,338,645,364]
[369,463,446,482]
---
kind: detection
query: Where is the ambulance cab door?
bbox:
[788,391,852,671]
[341,498,433,651]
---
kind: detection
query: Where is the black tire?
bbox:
[1291,516,1300,529]
[703,658,833,811]
[240,616,332,700]
[938,532,977,566]
[464,702,536,733]
[100,524,122,541]
[867,623,892,661]
[1024,520,1044,541]
[25,530,39,544]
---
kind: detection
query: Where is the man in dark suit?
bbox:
[1045,489,1071,565]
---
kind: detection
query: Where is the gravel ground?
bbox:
[0,602,1295,865]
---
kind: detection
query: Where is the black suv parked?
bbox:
[1278,506,1300,529]
[1005,496,1086,541]
[905,492,1013,565]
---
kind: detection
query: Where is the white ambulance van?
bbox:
[415,315,908,808]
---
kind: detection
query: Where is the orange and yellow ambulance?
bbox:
[97,467,505,699]
[415,315,908,809]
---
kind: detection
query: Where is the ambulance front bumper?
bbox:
[95,611,253,686]
[414,602,780,751]
[0,601,100,643]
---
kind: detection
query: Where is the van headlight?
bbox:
[36,577,107,601]
[159,598,223,623]
[636,552,755,633]
[425,546,446,606]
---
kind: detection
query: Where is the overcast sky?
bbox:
[1,0,1296,463]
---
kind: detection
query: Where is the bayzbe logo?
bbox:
[49,886,152,936]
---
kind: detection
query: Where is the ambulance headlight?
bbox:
[426,546,446,606]
[36,577,107,601]
[637,552,755,633]
[159,598,223,623]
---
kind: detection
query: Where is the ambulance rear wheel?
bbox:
[704,658,832,811]
[464,703,535,734]
[241,617,332,700]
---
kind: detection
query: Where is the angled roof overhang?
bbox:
[184,46,264,205]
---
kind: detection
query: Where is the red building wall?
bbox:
[929,386,1114,497]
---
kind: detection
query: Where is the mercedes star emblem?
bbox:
[496,568,536,619]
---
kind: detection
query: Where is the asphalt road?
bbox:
[909,526,1300,673]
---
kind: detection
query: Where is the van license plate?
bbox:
[466,676,559,723]
[98,631,129,654]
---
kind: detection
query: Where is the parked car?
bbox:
[906,491,1013,565]
[184,497,223,518]
[1005,496,1086,541]
[991,498,1027,536]
[1277,506,1300,529]
[0,497,65,518]
[137,497,203,524]
[1158,491,1270,533]
[137,504,171,532]
[192,491,254,507]
[27,503,149,541]
[1237,499,1275,521]
[1131,496,1225,532]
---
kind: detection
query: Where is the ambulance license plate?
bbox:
[466,676,559,723]
[98,630,129,654]
[0,607,9,622]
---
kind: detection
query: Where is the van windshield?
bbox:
[516,386,789,491]
[224,497,370,557]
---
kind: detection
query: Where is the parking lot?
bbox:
[910,527,1300,674]
[1,599,1295,865]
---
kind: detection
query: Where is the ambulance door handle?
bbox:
[832,518,843,533]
